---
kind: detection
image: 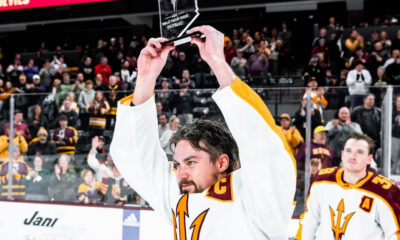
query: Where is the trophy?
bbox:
[158,0,204,46]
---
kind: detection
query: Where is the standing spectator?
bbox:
[392,95,400,173]
[25,156,50,201]
[50,56,67,77]
[293,98,322,139]
[159,115,180,156]
[230,50,247,80]
[311,39,329,65]
[0,81,15,119]
[325,107,363,166]
[382,49,399,70]
[158,113,169,138]
[156,78,172,113]
[102,166,130,205]
[95,57,112,84]
[27,105,49,139]
[346,62,372,109]
[78,80,95,130]
[39,60,52,91]
[48,154,77,202]
[367,42,389,77]
[6,59,23,84]
[278,22,293,74]
[0,145,28,199]
[348,47,368,70]
[79,56,94,81]
[27,127,57,160]
[345,29,364,54]
[87,136,113,182]
[29,74,46,105]
[351,93,381,149]
[0,126,28,163]
[4,110,32,142]
[57,99,79,129]
[295,125,334,171]
[372,67,388,106]
[120,60,137,89]
[280,113,303,156]
[87,91,110,138]
[71,73,85,95]
[312,28,327,48]
[303,57,326,86]
[392,29,400,51]
[173,52,190,78]
[14,74,29,115]
[224,39,236,63]
[170,83,194,124]
[52,115,79,155]
[23,59,39,82]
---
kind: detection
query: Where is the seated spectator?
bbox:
[303,78,328,122]
[4,110,32,142]
[27,127,57,162]
[224,39,236,63]
[295,125,334,171]
[102,166,131,205]
[105,75,124,130]
[348,47,368,70]
[0,126,28,164]
[160,115,180,156]
[172,52,190,78]
[79,56,94,81]
[52,115,79,155]
[6,59,23,85]
[50,55,67,77]
[293,98,322,139]
[29,74,46,105]
[0,81,15,119]
[382,49,399,70]
[372,67,388,106]
[27,105,49,140]
[170,84,194,125]
[392,29,400,51]
[77,169,107,204]
[88,136,113,182]
[94,73,106,91]
[386,56,400,86]
[25,156,50,201]
[303,56,326,86]
[57,99,79,129]
[156,78,172,113]
[158,114,169,138]
[230,50,247,80]
[87,91,110,138]
[367,41,389,76]
[312,27,327,47]
[351,93,381,149]
[280,113,303,156]
[48,154,77,202]
[345,29,364,55]
[95,57,112,84]
[63,92,80,115]
[0,145,28,199]
[23,59,39,82]
[71,73,85,95]
[346,62,372,109]
[56,72,73,106]
[247,48,269,79]
[78,80,95,130]
[311,39,329,65]
[325,107,363,166]
[120,60,137,89]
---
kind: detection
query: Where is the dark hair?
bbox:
[345,133,375,155]
[363,93,375,100]
[170,119,239,174]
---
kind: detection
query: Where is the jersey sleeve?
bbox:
[212,78,297,238]
[295,183,321,240]
[376,186,400,240]
[110,95,180,224]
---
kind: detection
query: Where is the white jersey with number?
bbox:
[296,167,400,240]
[110,78,296,240]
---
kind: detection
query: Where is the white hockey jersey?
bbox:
[110,78,297,239]
[296,167,400,240]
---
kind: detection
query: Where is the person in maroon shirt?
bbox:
[4,109,32,142]
[95,57,112,84]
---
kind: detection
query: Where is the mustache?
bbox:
[179,180,196,194]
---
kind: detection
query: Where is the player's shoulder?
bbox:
[312,167,340,184]
[361,172,400,205]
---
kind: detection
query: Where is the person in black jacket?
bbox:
[293,98,322,139]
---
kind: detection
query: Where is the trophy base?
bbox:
[161,32,205,47]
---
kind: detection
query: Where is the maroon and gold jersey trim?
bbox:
[205,173,234,202]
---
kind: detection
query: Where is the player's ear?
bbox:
[367,154,373,165]
[215,154,229,173]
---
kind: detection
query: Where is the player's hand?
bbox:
[187,25,225,66]
[134,38,174,105]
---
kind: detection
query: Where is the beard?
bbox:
[179,180,198,194]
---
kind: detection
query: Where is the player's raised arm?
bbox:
[189,26,297,237]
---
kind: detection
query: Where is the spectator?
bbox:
[156,78,172,113]
[351,93,381,148]
[25,156,50,201]
[367,41,389,76]
[105,75,124,130]
[63,92,80,115]
[102,166,130,205]
[392,95,400,173]
[55,72,73,106]
[239,32,255,58]
[173,52,190,78]
[346,62,372,109]
[79,56,94,81]
[23,59,39,82]
[348,47,368,70]
[392,29,400,51]
[170,83,194,125]
[4,110,32,142]
[14,74,29,114]
[158,113,169,138]
[312,28,327,47]
[295,125,334,171]
[230,50,247,80]
[293,98,322,139]
[88,136,113,182]
[87,91,110,138]
[280,113,303,156]
[345,29,364,54]
[325,107,363,166]
[52,115,79,155]
[6,59,23,84]
[94,73,106,91]
[311,39,329,65]
[27,127,57,162]
[120,60,136,89]
[57,99,79,129]
[71,73,85,95]
[27,105,49,139]
[77,169,107,204]
[380,31,392,50]
[224,39,236,63]
[382,49,399,70]
[247,48,269,79]
[50,55,67,77]
[0,127,28,164]
[0,145,28,199]
[38,60,52,91]
[372,67,388,106]
[310,158,322,180]
[159,115,180,156]
[303,56,326,86]
[386,56,400,85]
[78,80,95,130]
[48,154,77,202]
[0,81,15,119]
[95,57,112,84]
[29,74,46,105]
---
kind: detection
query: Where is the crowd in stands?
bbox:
[0,15,400,204]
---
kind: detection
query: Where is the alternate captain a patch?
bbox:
[359,195,374,213]
[206,173,233,202]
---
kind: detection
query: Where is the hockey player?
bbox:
[296,133,400,240]
[110,25,296,239]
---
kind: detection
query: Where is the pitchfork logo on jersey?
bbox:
[329,199,355,240]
